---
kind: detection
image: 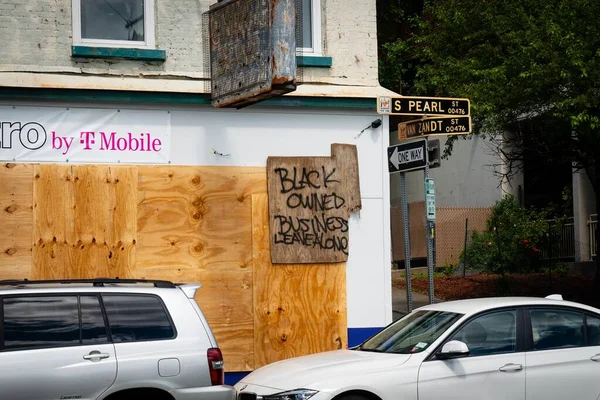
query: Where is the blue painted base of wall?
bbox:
[225,371,251,386]
[224,327,384,386]
[347,327,384,347]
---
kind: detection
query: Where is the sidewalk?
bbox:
[392,287,432,320]
[391,268,441,321]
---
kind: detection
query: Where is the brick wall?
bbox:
[0,0,379,87]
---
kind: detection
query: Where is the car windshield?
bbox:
[357,310,463,354]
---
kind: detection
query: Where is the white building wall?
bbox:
[390,134,504,207]
[573,168,596,261]
[0,100,393,329]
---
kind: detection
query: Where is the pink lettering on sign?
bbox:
[95,132,162,152]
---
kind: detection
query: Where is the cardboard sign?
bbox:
[267,144,362,264]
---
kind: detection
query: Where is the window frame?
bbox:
[297,0,322,56]
[523,306,600,351]
[0,292,177,352]
[0,294,83,352]
[426,307,526,361]
[72,0,156,49]
[100,293,178,343]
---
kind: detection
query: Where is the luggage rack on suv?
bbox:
[0,278,177,288]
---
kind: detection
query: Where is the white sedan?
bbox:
[235,295,600,400]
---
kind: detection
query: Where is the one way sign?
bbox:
[388,139,428,173]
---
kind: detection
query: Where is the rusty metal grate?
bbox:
[203,0,303,107]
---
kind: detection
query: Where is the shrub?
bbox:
[460,196,552,274]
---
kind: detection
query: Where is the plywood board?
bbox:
[252,194,347,369]
[0,163,33,279]
[136,166,266,372]
[136,166,266,274]
[267,143,361,263]
[32,164,75,279]
[32,165,137,279]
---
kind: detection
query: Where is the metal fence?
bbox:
[541,218,575,261]
[590,214,598,258]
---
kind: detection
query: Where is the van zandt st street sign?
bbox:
[399,116,472,140]
[378,96,470,116]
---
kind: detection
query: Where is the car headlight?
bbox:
[262,389,318,400]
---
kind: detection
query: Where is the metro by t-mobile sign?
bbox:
[0,106,171,164]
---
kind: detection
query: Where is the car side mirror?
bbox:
[436,340,470,360]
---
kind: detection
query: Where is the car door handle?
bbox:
[499,363,523,372]
[83,351,110,361]
[590,354,600,362]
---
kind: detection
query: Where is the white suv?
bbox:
[0,278,236,400]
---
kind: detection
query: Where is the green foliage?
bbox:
[460,196,553,274]
[436,264,457,277]
[377,0,600,193]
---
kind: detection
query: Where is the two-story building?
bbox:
[0,0,397,383]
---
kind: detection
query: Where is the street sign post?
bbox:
[423,160,436,304]
[378,96,470,116]
[399,116,471,140]
[387,139,428,174]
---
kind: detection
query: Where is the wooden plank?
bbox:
[136,166,265,372]
[32,165,137,280]
[70,166,138,278]
[266,143,361,263]
[136,166,266,274]
[0,163,33,279]
[211,322,254,372]
[32,165,75,279]
[252,193,347,369]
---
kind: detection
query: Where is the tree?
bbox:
[378,0,600,277]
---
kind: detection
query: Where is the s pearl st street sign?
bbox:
[399,116,472,140]
[378,96,470,116]
[388,139,428,173]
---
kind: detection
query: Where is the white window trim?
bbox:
[297,0,322,55]
[72,0,156,49]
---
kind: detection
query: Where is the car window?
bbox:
[449,310,517,357]
[81,296,108,344]
[102,295,175,342]
[2,296,79,351]
[358,310,462,354]
[530,309,584,351]
[587,315,600,346]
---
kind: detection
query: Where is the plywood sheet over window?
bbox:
[0,163,33,279]
[136,166,266,372]
[31,165,137,280]
[252,193,347,368]
[1,164,347,373]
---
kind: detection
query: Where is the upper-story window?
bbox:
[72,0,155,49]
[298,0,321,55]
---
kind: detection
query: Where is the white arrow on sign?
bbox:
[390,147,400,169]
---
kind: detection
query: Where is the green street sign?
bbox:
[399,116,472,140]
[378,96,470,116]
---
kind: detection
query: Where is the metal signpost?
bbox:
[425,176,436,304]
[381,95,472,309]
[388,139,429,313]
